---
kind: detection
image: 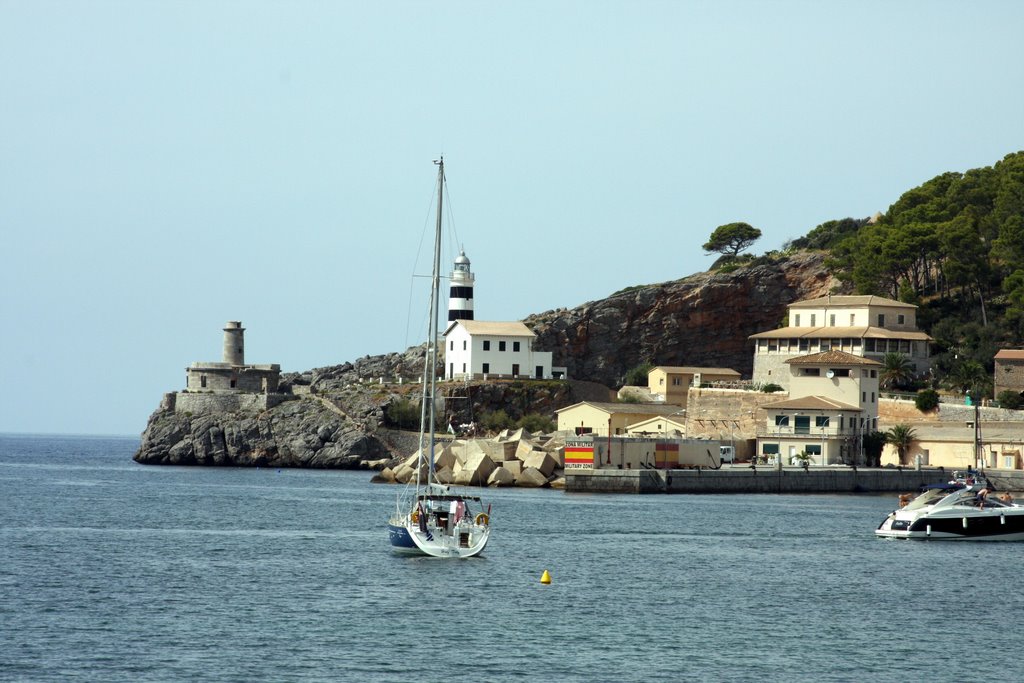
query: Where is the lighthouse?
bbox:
[448,249,475,322]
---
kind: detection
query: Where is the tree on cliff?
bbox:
[703,222,762,259]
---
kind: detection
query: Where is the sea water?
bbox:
[1,433,1022,682]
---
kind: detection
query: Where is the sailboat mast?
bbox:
[426,158,445,479]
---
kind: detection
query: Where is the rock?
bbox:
[487,466,516,487]
[523,451,558,477]
[515,467,549,488]
[454,452,497,486]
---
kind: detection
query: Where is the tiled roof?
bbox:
[759,395,862,411]
[555,401,685,416]
[785,350,883,366]
[995,349,1024,360]
[444,320,535,337]
[652,366,740,376]
[749,326,931,341]
[788,295,916,309]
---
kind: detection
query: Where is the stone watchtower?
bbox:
[448,249,475,322]
[185,320,280,392]
[223,321,245,365]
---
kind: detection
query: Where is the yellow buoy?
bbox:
[540,569,551,585]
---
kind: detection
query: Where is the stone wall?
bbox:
[995,358,1024,397]
[752,354,793,388]
[174,391,295,415]
[878,397,1024,424]
[684,387,787,460]
[566,466,982,494]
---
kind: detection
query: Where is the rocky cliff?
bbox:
[526,250,836,386]
[134,251,838,468]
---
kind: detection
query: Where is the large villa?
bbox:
[748,295,932,389]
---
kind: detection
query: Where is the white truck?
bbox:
[719,445,735,464]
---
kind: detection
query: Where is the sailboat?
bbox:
[387,157,492,558]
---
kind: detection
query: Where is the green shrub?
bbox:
[516,412,555,433]
[623,362,654,387]
[480,409,513,433]
[914,388,940,412]
[386,399,420,430]
[761,383,783,393]
[997,390,1024,410]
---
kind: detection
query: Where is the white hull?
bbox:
[875,481,1024,541]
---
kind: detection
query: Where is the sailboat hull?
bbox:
[388,513,490,558]
[388,523,419,552]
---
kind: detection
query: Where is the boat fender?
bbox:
[963,517,968,529]
[475,513,489,526]
[411,509,420,524]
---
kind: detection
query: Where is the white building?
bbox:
[443,320,557,380]
[749,294,931,390]
[756,350,881,466]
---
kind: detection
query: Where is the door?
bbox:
[512,363,520,377]
[535,365,543,379]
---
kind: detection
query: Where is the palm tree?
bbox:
[886,424,917,466]
[880,352,914,390]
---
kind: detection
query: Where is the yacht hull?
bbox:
[876,509,1024,540]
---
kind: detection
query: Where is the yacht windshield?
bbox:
[904,488,954,510]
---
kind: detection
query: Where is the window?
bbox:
[877,314,885,326]
[499,341,506,352]
[794,314,801,326]
[820,341,830,351]
[898,314,905,325]
[795,416,810,434]
[870,370,877,378]
[832,368,850,377]
[810,314,816,326]
[850,314,855,325]
[775,415,790,427]
[829,314,835,326]
[763,443,779,455]
[805,445,821,456]
[200,375,207,388]
[871,392,875,403]
[864,339,875,352]
[483,340,490,351]
[862,392,866,403]
[799,339,809,351]
[815,416,830,428]
[513,341,520,352]
[768,342,777,352]
[463,340,467,350]
[449,341,454,351]
[803,368,820,376]
[462,363,466,373]
[482,363,490,374]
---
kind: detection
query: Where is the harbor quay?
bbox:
[565,466,1024,495]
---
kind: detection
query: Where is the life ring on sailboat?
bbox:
[475,513,489,526]
[411,509,420,524]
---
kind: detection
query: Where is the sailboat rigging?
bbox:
[386,157,492,558]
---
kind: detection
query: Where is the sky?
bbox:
[2,1,1023,436]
